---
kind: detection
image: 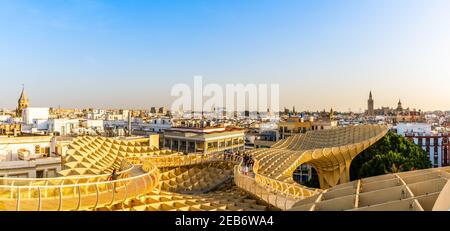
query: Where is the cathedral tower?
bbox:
[367,91,374,116]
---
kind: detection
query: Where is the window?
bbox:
[44,147,50,157]
[36,170,44,178]
[35,145,41,154]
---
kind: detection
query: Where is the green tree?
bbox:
[350,131,431,180]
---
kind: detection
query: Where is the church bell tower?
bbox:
[367,91,374,116]
[17,85,29,117]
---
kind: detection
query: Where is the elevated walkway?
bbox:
[0,153,240,211]
[0,161,158,211]
[1,127,449,211]
[254,125,389,189]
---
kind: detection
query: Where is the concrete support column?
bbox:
[344,160,352,183]
[338,163,346,185]
[29,170,36,178]
[317,168,326,189]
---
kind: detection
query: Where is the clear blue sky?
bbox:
[0,0,449,111]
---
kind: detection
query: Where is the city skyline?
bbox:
[1,0,450,111]
[0,86,446,113]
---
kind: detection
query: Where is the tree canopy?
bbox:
[349,131,431,181]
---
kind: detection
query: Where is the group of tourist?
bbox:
[242,153,254,176]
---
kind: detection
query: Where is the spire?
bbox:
[397,99,403,111]
[19,84,28,102]
[369,90,372,99]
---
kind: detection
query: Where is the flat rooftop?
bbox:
[167,126,244,134]
[164,127,245,141]
[0,157,61,170]
[0,135,53,144]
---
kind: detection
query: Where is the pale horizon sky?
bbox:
[0,0,449,112]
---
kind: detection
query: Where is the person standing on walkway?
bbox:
[244,154,249,167]
[109,168,119,193]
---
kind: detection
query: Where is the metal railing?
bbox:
[0,158,159,211]
[0,162,135,187]
[0,153,241,211]
[233,156,320,210]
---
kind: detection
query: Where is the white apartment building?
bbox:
[0,136,65,178]
[20,108,50,134]
[396,123,432,136]
[87,113,104,120]
[0,136,53,161]
[0,157,61,178]
[23,107,49,125]
[48,119,80,136]
[148,118,172,133]
[105,113,124,121]
[82,119,104,130]
[104,120,127,127]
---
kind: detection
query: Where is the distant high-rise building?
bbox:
[367,91,374,116]
[17,85,29,117]
[150,107,157,114]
